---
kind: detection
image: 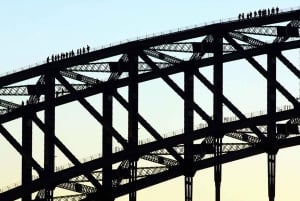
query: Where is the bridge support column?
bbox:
[185,176,193,201]
[213,34,223,201]
[44,72,55,201]
[22,113,32,201]
[184,67,194,201]
[214,138,222,201]
[103,89,113,201]
[128,53,138,201]
[267,53,277,201]
[268,154,276,201]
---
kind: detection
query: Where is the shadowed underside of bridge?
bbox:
[1,7,300,201]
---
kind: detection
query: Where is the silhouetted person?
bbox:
[242,13,244,19]
[249,12,252,18]
[71,50,75,56]
[87,45,90,52]
[254,11,257,17]
[258,9,261,17]
[271,7,275,15]
[276,7,279,14]
[47,57,49,63]
[79,48,82,55]
[83,47,85,54]
[52,55,54,62]
[66,52,68,58]
[268,8,270,15]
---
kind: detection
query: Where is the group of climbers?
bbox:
[46,45,90,63]
[238,7,280,20]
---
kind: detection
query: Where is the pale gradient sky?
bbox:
[1,1,300,201]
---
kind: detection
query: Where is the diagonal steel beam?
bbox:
[0,124,43,175]
[32,115,102,190]
[194,71,266,141]
[277,53,300,79]
[55,73,128,148]
[113,91,184,163]
[139,51,213,124]
[224,33,300,108]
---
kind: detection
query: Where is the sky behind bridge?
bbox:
[1,1,300,201]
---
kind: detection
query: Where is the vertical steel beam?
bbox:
[128,53,138,201]
[22,112,32,201]
[184,67,194,201]
[267,53,277,201]
[103,89,113,201]
[268,154,276,201]
[213,34,223,201]
[185,176,193,201]
[44,72,55,201]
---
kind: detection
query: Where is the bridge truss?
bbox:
[0,8,300,201]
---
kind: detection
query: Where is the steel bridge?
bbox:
[0,7,300,201]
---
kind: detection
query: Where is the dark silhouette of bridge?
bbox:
[0,7,300,201]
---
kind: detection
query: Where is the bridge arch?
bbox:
[0,7,300,201]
